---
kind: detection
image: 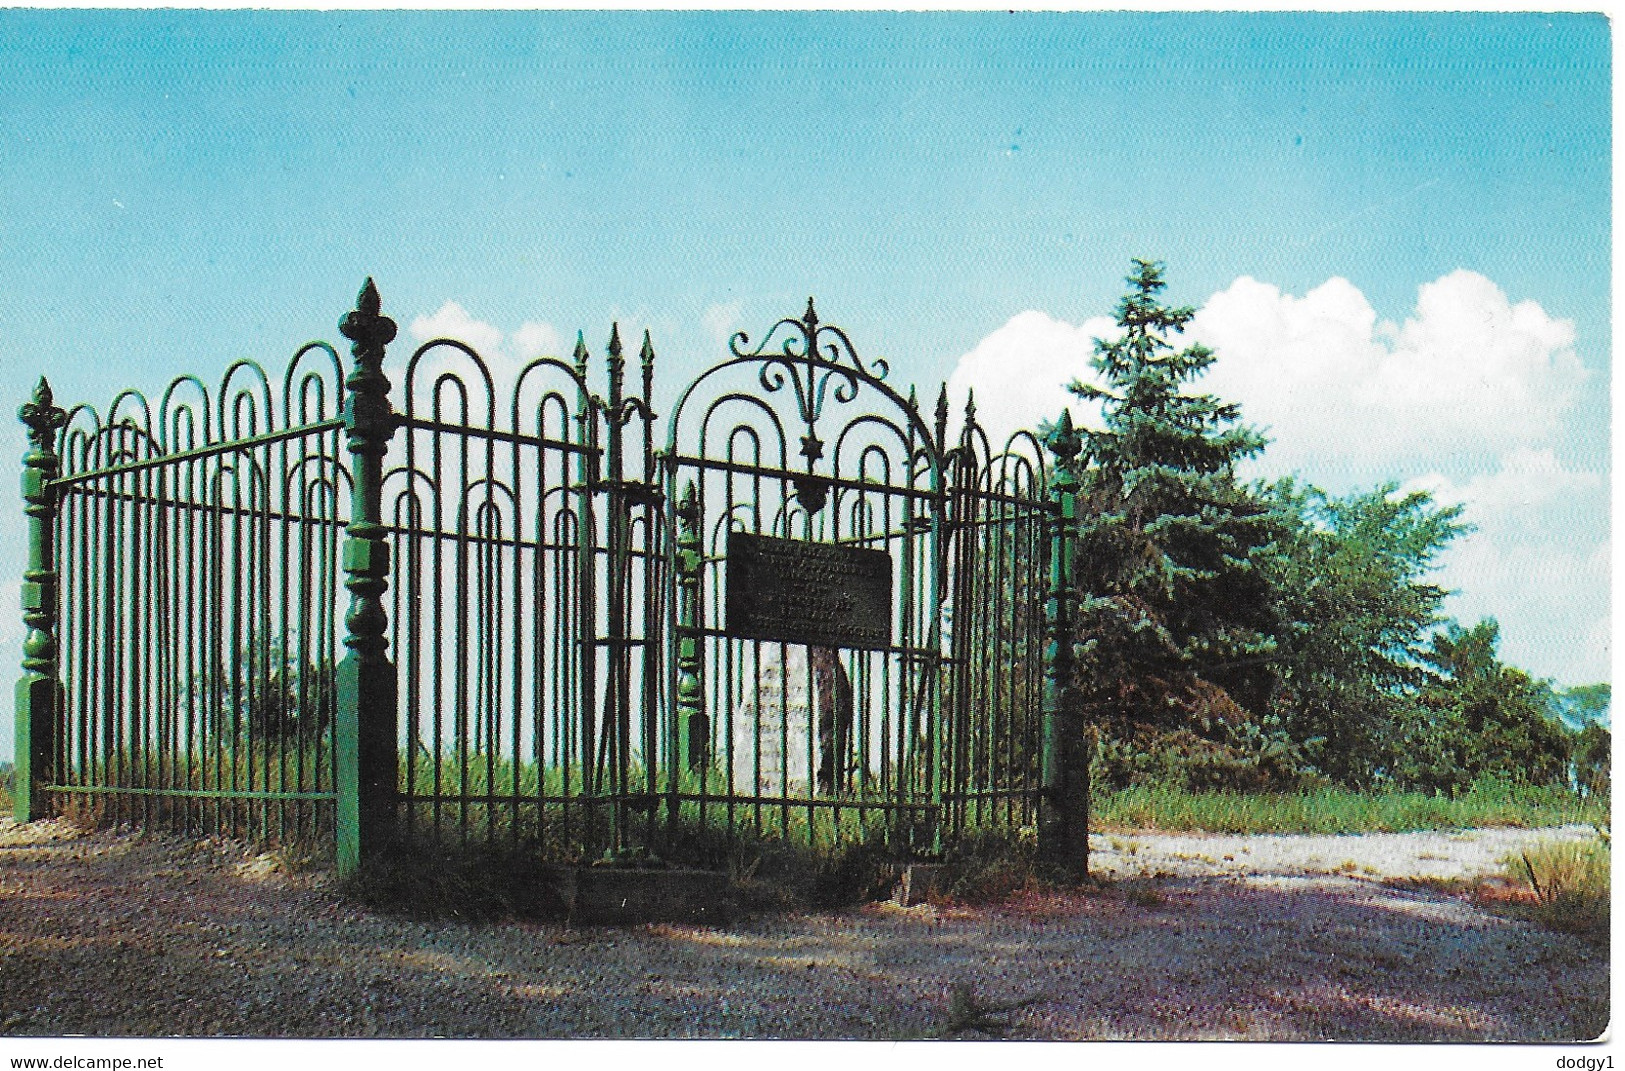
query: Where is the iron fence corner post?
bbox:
[1039,411,1087,879]
[674,480,706,773]
[335,279,399,876]
[15,378,66,822]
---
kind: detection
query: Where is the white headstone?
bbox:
[730,645,850,796]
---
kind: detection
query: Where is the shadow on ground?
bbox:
[0,821,1605,1040]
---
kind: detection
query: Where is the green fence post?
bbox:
[1039,410,1087,878]
[674,479,707,773]
[334,279,399,875]
[15,379,66,822]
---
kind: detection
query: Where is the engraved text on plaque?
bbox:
[724,531,892,650]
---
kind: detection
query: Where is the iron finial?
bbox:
[964,388,978,426]
[340,277,397,351]
[19,376,66,439]
[357,277,381,318]
[1044,408,1082,462]
[803,296,818,335]
[676,478,700,521]
[640,329,654,368]
[608,322,623,360]
[573,331,589,377]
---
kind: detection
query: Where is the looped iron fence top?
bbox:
[23,282,1079,867]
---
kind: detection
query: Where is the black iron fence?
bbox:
[15,282,1088,875]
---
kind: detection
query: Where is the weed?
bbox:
[934,980,1045,1038]
[1503,837,1610,942]
[936,826,1071,904]
[1122,879,1165,908]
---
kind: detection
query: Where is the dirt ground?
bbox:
[0,817,1606,1041]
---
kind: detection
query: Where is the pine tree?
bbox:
[1068,259,1278,734]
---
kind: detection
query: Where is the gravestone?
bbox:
[731,644,853,796]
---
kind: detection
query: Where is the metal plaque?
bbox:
[725,531,893,650]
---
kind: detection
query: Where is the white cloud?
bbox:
[0,579,20,650]
[949,271,1607,686]
[1190,270,1586,476]
[512,321,564,362]
[944,310,1118,451]
[1405,449,1608,683]
[400,302,566,417]
[410,301,505,362]
[701,302,743,349]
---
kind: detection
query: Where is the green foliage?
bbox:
[1552,682,1611,730]
[1067,259,1279,737]
[1262,480,1467,784]
[937,825,1060,902]
[1571,723,1611,799]
[191,638,335,746]
[1091,707,1324,795]
[1094,778,1605,834]
[1503,836,1610,941]
[1393,620,1572,794]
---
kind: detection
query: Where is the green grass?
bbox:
[1501,834,1611,941]
[1094,780,1607,834]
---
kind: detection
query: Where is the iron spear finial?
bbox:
[19,376,65,439]
[340,277,397,350]
[1044,408,1082,462]
[357,277,381,318]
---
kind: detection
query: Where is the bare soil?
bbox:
[0,817,1605,1041]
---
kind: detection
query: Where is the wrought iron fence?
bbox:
[23,347,349,842]
[16,281,1088,875]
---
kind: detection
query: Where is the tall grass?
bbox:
[1502,835,1610,940]
[1094,779,1607,834]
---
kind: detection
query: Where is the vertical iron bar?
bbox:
[603,324,627,854]
[572,332,599,856]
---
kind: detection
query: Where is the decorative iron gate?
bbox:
[663,300,1051,854]
[15,281,1087,874]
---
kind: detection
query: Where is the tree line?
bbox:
[1059,259,1609,798]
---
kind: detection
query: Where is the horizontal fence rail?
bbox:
[35,344,351,844]
[20,283,1088,876]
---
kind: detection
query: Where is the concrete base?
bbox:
[894,863,947,907]
[551,866,734,927]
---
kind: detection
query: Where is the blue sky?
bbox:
[0,11,1610,727]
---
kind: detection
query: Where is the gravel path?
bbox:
[0,818,1605,1041]
[1089,823,1604,881]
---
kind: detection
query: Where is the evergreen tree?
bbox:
[1068,260,1278,736]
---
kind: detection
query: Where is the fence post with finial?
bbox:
[1039,409,1087,878]
[15,378,67,822]
[334,278,400,876]
[674,479,706,775]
